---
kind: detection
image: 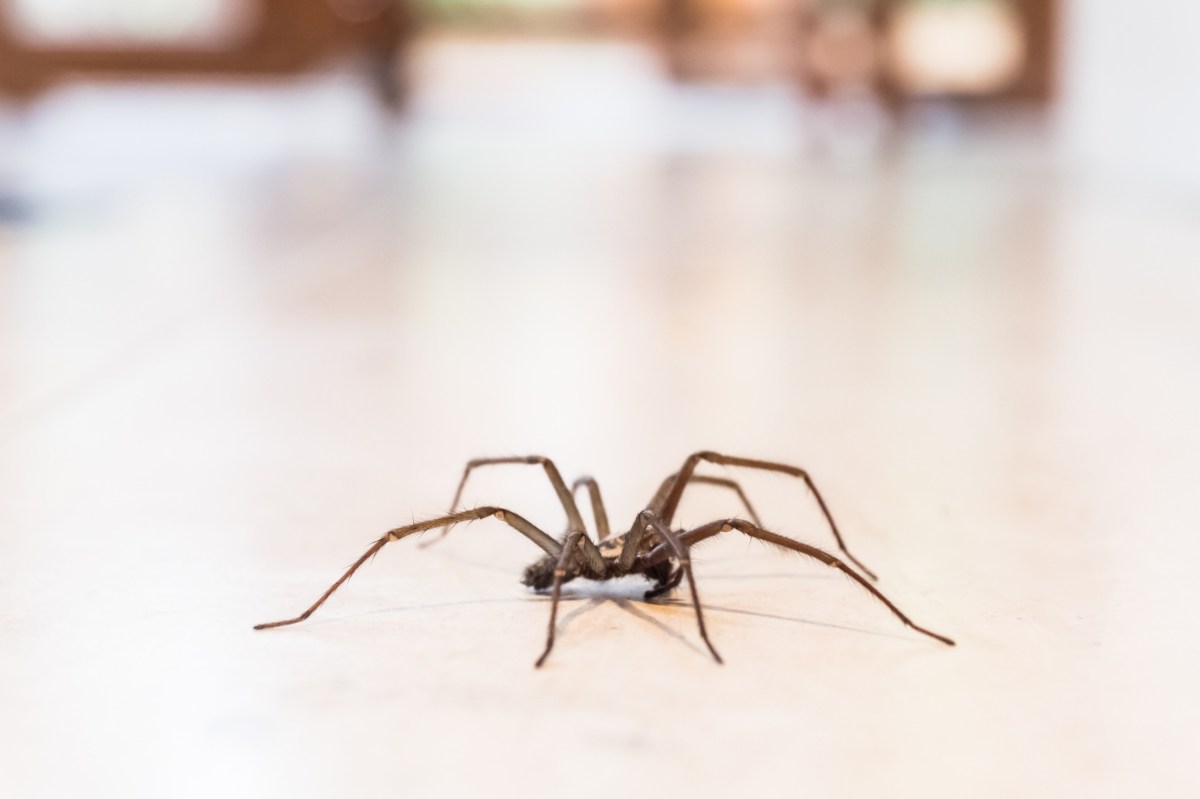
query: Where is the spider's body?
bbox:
[521,530,675,593]
[256,451,955,667]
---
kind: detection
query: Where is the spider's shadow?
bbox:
[534,578,920,650]
[548,596,705,657]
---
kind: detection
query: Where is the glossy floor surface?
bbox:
[2,38,1198,799]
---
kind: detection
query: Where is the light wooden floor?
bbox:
[2,38,1198,799]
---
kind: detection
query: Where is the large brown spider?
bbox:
[255,451,955,666]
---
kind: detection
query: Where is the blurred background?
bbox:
[3,2,1200,799]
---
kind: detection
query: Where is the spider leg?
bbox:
[570,476,611,541]
[639,510,723,664]
[648,472,763,527]
[421,455,587,549]
[660,519,955,646]
[658,451,879,581]
[254,506,560,630]
[534,531,584,668]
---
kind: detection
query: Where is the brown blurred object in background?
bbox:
[0,0,415,108]
[795,0,1056,106]
[657,0,1056,119]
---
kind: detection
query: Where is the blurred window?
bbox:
[5,0,251,46]
[425,0,585,7]
[419,0,595,16]
[887,0,1027,95]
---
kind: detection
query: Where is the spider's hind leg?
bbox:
[424,455,586,549]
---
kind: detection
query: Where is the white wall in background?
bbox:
[1059,1,1200,192]
[7,0,245,44]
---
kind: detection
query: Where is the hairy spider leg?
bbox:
[570,476,611,541]
[534,531,585,668]
[253,507,561,631]
[614,519,648,572]
[639,510,723,664]
[648,473,764,527]
[618,472,762,542]
[421,455,587,549]
[653,519,955,646]
[573,472,762,545]
[658,451,879,581]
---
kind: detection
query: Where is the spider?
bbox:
[255,451,955,666]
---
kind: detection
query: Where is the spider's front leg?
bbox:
[642,567,684,600]
[638,510,723,664]
[534,531,585,668]
[254,507,560,630]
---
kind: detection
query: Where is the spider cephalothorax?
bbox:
[256,451,955,667]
